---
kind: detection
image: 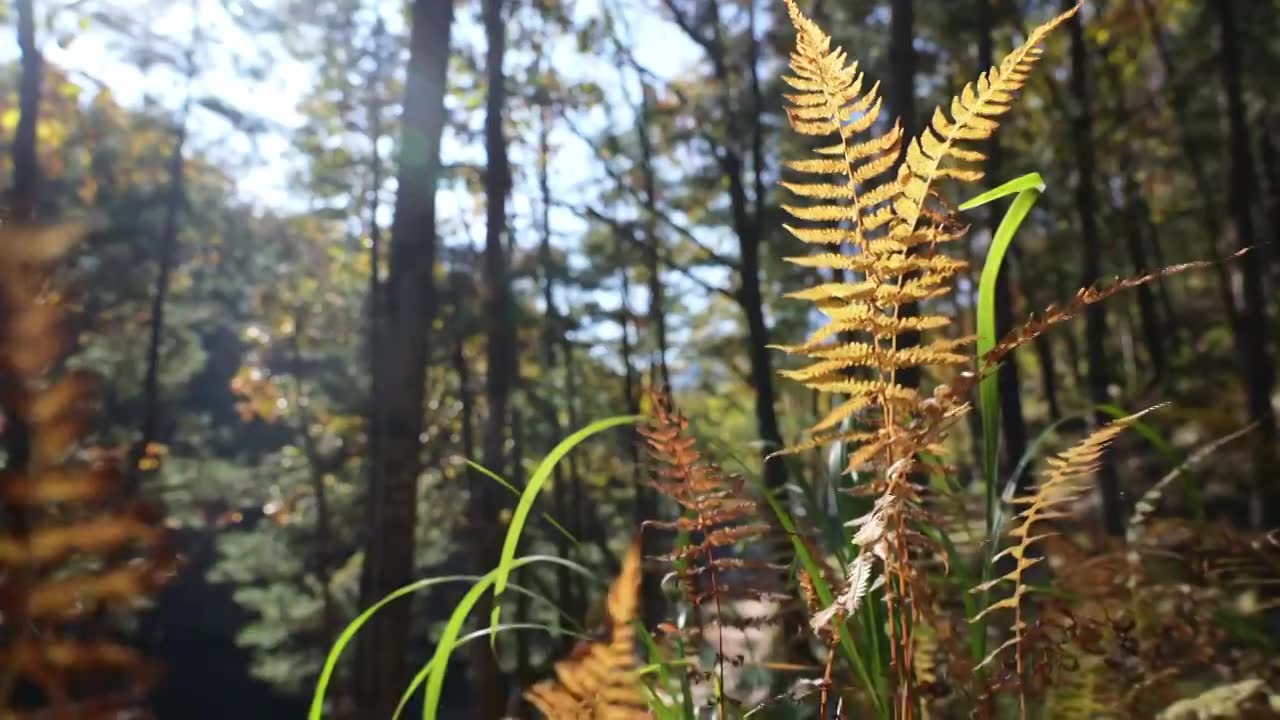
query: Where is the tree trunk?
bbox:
[1214,0,1277,527]
[1065,2,1122,534]
[476,0,514,711]
[133,123,186,488]
[355,0,453,714]
[286,322,336,646]
[636,83,671,390]
[11,0,40,221]
[1139,0,1241,333]
[1120,173,1167,385]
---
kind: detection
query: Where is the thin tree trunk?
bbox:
[1120,172,1167,385]
[476,0,514,710]
[1214,0,1277,527]
[1065,1,1122,534]
[134,121,186,487]
[1033,334,1063,422]
[533,104,579,648]
[11,0,39,222]
[355,0,453,714]
[1139,0,1240,330]
[661,0,787,489]
[286,321,336,646]
[636,83,671,390]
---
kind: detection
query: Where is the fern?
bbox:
[524,536,649,720]
[637,389,783,716]
[0,222,177,717]
[774,1,1081,707]
[971,406,1160,717]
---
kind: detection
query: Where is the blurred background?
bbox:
[1,0,1277,717]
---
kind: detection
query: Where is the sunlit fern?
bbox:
[637,389,784,716]
[772,0,1081,707]
[524,536,649,720]
[0,222,178,717]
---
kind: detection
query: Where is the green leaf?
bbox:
[392,623,590,720]
[466,459,580,546]
[424,555,596,720]
[308,575,479,720]
[960,171,1044,663]
[489,415,640,643]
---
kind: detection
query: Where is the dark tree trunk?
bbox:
[1120,174,1168,384]
[636,83,671,390]
[1214,0,1277,527]
[476,0,514,711]
[1032,334,1063,422]
[134,123,186,487]
[11,0,39,221]
[355,0,453,715]
[1065,2,1122,534]
[660,0,787,490]
[1139,0,1241,332]
[286,323,336,646]
[977,0,1027,480]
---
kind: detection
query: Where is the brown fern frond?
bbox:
[952,250,1254,403]
[638,389,787,716]
[0,222,178,718]
[524,536,649,720]
[638,390,778,611]
[971,406,1161,717]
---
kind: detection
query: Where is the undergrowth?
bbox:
[317,2,1280,718]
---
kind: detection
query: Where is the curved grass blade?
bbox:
[391,623,591,720]
[466,459,579,546]
[425,555,596,720]
[963,172,1045,536]
[308,575,477,720]
[960,172,1044,664]
[489,415,640,642]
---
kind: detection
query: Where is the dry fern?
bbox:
[971,406,1160,717]
[774,0,1080,707]
[0,222,178,718]
[524,536,649,720]
[637,389,785,715]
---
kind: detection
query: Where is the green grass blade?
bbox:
[489,415,640,642]
[391,623,590,720]
[961,172,1044,664]
[308,575,479,720]
[957,171,1045,211]
[466,459,580,546]
[760,487,886,717]
[425,555,597,720]
[968,173,1044,536]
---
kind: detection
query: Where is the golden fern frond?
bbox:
[777,2,1078,708]
[891,2,1081,238]
[524,536,649,720]
[0,222,178,718]
[777,0,1078,452]
[971,406,1161,704]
